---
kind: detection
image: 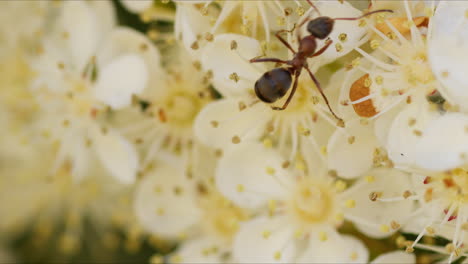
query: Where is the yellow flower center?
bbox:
[200,192,248,239]
[288,178,337,228]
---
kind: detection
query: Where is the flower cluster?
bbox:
[1,0,468,263]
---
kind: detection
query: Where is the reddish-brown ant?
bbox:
[250,1,392,121]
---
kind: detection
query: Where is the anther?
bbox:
[369,191,382,201]
[231,136,241,144]
[390,220,400,230]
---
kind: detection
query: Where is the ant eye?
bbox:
[307,17,334,39]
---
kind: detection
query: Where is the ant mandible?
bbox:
[250,0,392,121]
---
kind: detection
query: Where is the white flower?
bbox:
[120,0,153,13]
[0,1,49,54]
[30,1,158,183]
[428,0,468,112]
[330,1,452,172]
[0,142,140,256]
[194,33,348,165]
[117,44,212,170]
[367,167,468,263]
[134,153,248,263]
[215,142,414,262]
[371,251,415,264]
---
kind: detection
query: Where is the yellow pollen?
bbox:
[266,167,276,175]
[236,184,245,193]
[263,138,273,148]
[345,199,356,208]
[365,175,375,183]
[294,229,304,239]
[320,146,327,156]
[370,39,380,49]
[335,213,344,222]
[334,180,347,192]
[390,220,400,230]
[319,231,328,242]
[262,230,271,239]
[274,251,282,260]
[380,224,390,233]
[350,252,358,261]
[156,208,165,216]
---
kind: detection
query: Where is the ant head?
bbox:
[254,68,292,103]
[307,16,334,39]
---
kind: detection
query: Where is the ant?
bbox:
[249,0,392,121]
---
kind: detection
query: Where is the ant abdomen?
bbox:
[307,17,334,39]
[254,68,292,103]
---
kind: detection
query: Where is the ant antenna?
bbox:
[334,9,393,21]
[306,0,321,16]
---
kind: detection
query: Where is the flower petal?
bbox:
[297,234,369,263]
[134,162,201,238]
[429,1,468,111]
[97,27,163,92]
[328,121,379,179]
[233,216,296,263]
[172,236,228,263]
[59,1,100,71]
[415,113,468,171]
[343,168,414,238]
[175,3,213,57]
[121,0,153,13]
[371,251,416,264]
[194,99,267,150]
[93,128,139,184]
[94,54,148,109]
[215,142,289,209]
[386,100,439,168]
[201,34,264,97]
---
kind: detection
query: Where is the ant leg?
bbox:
[305,0,321,16]
[275,30,297,54]
[368,0,373,11]
[297,0,321,29]
[272,70,301,111]
[250,57,288,64]
[304,65,342,121]
[310,39,332,58]
[334,9,393,21]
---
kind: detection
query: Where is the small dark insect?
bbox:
[250,0,392,121]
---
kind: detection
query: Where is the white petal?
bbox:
[175,4,213,58]
[94,54,148,109]
[343,168,414,238]
[121,0,153,13]
[215,142,289,209]
[328,121,379,179]
[88,1,116,34]
[233,216,296,263]
[201,34,264,97]
[97,27,163,91]
[297,234,369,263]
[93,128,139,184]
[194,99,267,150]
[59,1,100,71]
[374,106,401,146]
[173,236,227,263]
[371,251,416,264]
[134,163,201,238]
[386,100,439,168]
[429,1,468,111]
[415,113,468,171]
